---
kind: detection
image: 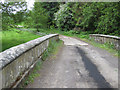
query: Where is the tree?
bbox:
[96,3,120,35]
[79,2,120,35]
[33,2,48,31]
[41,2,60,28]
[1,2,27,30]
[12,10,26,24]
[24,10,34,28]
[54,3,75,31]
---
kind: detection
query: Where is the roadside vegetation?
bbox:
[1,29,40,52]
[19,40,63,88]
[2,2,119,36]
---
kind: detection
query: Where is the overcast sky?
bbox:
[26,0,34,10]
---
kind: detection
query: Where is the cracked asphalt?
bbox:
[26,35,118,88]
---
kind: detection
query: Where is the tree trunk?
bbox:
[37,25,39,32]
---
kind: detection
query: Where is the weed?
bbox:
[20,39,63,87]
[42,40,63,61]
[86,38,119,57]
[22,60,42,87]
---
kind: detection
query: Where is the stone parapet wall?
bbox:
[89,34,120,50]
[0,34,59,89]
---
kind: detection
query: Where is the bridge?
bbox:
[0,34,119,89]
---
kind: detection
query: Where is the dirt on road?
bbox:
[26,35,118,88]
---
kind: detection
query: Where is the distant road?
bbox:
[16,28,46,36]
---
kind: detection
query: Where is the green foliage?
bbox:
[33,2,48,31]
[42,40,62,61]
[2,15,14,30]
[23,60,42,86]
[80,3,98,32]
[54,3,75,31]
[13,11,27,24]
[20,39,62,88]
[79,2,120,36]
[1,2,27,30]
[1,29,40,52]
[41,2,60,28]
[88,38,119,57]
[96,3,120,36]
[23,10,35,28]
[2,2,119,36]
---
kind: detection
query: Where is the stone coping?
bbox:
[89,34,120,40]
[0,34,59,69]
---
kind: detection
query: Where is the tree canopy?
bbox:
[1,2,120,36]
[1,2,27,30]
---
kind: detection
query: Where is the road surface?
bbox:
[27,35,118,88]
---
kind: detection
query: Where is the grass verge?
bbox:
[19,39,63,88]
[23,60,42,86]
[42,40,63,61]
[1,29,40,52]
[80,38,119,57]
[63,32,119,57]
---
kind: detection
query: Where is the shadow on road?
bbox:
[76,46,113,89]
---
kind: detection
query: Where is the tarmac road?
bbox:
[27,35,118,88]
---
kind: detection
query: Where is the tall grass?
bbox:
[1,29,40,52]
[42,40,63,61]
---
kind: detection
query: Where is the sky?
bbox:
[26,0,34,10]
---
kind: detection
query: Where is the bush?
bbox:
[54,3,75,31]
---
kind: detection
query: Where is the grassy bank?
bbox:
[1,29,40,52]
[19,39,63,88]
